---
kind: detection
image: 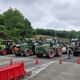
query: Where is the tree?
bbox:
[0,8,33,41]
[20,18,33,37]
[2,8,25,40]
[3,8,25,29]
[0,14,4,25]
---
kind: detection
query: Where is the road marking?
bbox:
[26,56,67,80]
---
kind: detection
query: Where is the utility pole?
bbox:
[54,27,57,40]
[54,27,57,48]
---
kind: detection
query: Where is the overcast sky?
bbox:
[0,0,80,31]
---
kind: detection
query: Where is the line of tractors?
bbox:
[0,38,80,58]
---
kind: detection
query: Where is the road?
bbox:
[0,54,79,80]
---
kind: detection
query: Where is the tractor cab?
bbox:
[3,40,14,47]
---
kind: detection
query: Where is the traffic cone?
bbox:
[59,57,62,64]
[77,57,80,64]
[36,55,39,64]
[21,60,25,77]
[10,58,13,65]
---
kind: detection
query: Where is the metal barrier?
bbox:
[0,61,25,80]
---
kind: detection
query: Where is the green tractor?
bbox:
[35,42,62,58]
[3,40,14,54]
[0,40,14,55]
[12,40,35,56]
[0,44,7,55]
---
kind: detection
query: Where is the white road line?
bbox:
[26,56,67,80]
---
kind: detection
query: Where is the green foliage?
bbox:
[3,8,25,29]
[20,19,33,37]
[0,8,33,41]
[35,28,80,40]
[0,14,4,25]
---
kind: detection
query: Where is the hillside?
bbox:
[34,35,69,42]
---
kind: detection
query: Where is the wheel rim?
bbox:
[58,48,62,56]
[2,50,7,55]
[12,48,15,53]
[49,50,54,58]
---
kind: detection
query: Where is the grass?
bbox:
[34,35,69,42]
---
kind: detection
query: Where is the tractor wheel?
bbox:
[24,50,31,56]
[11,46,16,54]
[62,51,67,54]
[46,49,54,58]
[11,48,15,54]
[57,48,62,56]
[15,53,21,56]
[14,50,23,56]
[73,51,78,56]
[36,53,43,57]
[1,49,7,55]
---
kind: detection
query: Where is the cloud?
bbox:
[0,0,80,31]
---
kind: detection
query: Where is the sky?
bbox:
[0,0,80,31]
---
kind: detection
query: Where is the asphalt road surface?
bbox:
[0,54,79,80]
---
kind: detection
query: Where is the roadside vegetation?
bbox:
[0,8,33,42]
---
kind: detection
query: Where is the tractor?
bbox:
[72,42,80,56]
[0,40,14,55]
[35,40,62,58]
[12,40,36,56]
[0,44,6,55]
[69,38,80,56]
[3,40,14,54]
